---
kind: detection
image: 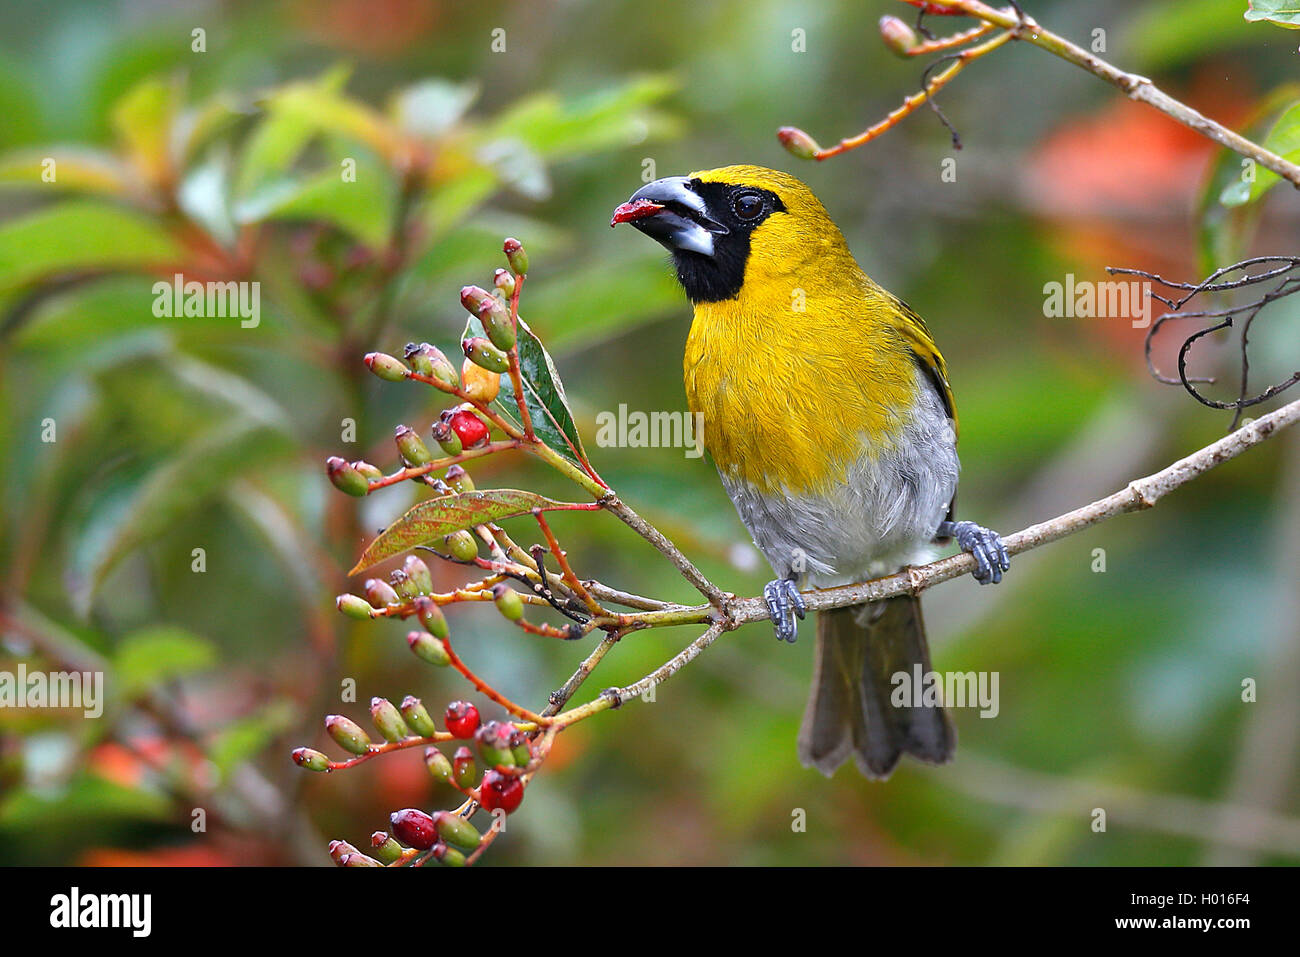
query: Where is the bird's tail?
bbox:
[797,596,955,779]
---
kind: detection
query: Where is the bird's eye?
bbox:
[732,191,764,221]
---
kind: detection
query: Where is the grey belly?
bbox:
[718,385,959,588]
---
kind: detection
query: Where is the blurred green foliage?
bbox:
[1,0,1298,866]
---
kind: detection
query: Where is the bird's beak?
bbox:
[610,176,727,258]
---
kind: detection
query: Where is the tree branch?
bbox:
[928,0,1300,187]
[646,396,1300,630]
[787,0,1300,190]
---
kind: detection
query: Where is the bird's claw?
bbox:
[939,520,1010,585]
[764,578,806,643]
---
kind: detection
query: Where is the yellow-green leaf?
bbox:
[349,489,577,574]
[0,148,134,195]
[0,201,182,293]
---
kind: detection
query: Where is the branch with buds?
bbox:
[777,0,1300,190]
[295,235,1300,867]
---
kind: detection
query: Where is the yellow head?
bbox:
[611,164,859,303]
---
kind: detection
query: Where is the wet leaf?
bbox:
[463,311,590,469]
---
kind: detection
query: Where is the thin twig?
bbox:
[921,0,1300,187]
[599,494,730,609]
[809,28,1014,158]
[532,509,603,616]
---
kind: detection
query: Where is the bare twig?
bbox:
[1109,259,1300,425]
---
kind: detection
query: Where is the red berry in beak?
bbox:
[610,198,665,226]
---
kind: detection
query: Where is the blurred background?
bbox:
[1,0,1298,865]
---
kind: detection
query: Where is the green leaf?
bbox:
[511,317,592,467]
[424,165,499,239]
[235,65,352,197]
[463,310,591,469]
[114,626,217,697]
[0,772,172,830]
[207,700,296,775]
[174,94,243,168]
[1245,0,1300,28]
[349,489,575,574]
[478,137,550,201]
[1219,100,1300,206]
[389,79,479,138]
[69,420,293,616]
[487,75,680,160]
[177,148,235,245]
[1197,84,1299,272]
[233,155,395,245]
[256,69,402,166]
[0,201,182,293]
[0,148,134,195]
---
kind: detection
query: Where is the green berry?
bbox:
[325,715,372,755]
[336,593,374,620]
[364,352,409,382]
[400,695,438,737]
[492,583,524,622]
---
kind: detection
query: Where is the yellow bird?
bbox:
[613,165,1008,778]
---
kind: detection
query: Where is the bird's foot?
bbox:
[763,578,806,643]
[937,520,1010,585]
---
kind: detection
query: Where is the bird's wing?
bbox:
[888,296,959,531]
[889,296,957,436]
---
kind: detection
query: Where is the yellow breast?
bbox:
[684,270,919,497]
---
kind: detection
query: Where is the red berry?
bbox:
[444,700,481,739]
[447,409,489,449]
[390,807,437,849]
[478,770,525,814]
